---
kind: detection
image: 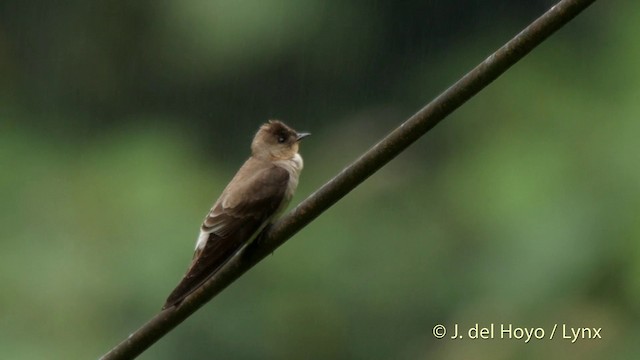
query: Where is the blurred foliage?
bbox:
[1,1,638,359]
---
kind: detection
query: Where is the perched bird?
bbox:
[163,120,310,309]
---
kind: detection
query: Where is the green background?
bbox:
[1,1,638,359]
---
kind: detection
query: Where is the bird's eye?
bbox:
[277,136,286,143]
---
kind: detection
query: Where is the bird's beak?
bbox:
[296,132,311,141]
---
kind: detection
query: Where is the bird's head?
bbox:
[251,120,310,160]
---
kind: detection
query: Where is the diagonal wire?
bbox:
[100,0,598,358]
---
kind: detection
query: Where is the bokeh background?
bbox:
[1,1,638,359]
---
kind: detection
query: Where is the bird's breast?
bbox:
[274,153,304,203]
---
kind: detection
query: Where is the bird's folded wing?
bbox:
[163,164,290,308]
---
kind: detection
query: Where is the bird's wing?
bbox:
[163,164,290,309]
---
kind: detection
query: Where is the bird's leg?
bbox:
[255,223,273,246]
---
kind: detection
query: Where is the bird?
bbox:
[163,120,310,309]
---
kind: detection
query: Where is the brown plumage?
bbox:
[163,120,309,309]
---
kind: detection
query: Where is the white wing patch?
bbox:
[195,229,210,250]
[195,206,228,250]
